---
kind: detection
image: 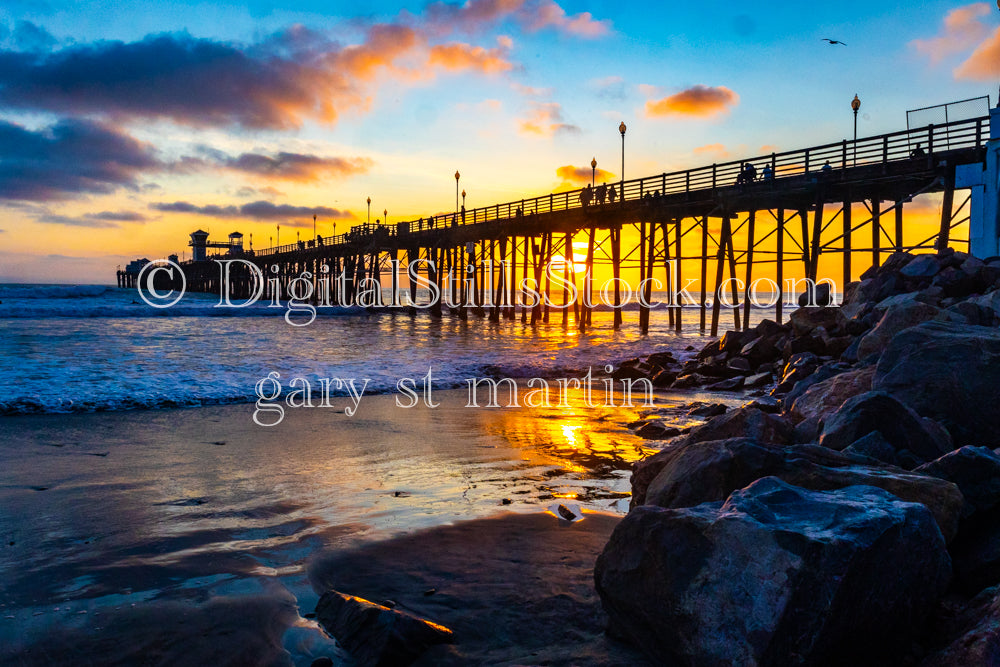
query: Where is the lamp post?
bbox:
[277,224,280,247]
[313,214,317,241]
[619,121,627,200]
[384,208,388,226]
[367,197,371,225]
[455,171,460,213]
[591,157,597,187]
[851,94,861,166]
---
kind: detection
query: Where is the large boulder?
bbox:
[788,306,846,337]
[900,254,942,279]
[631,437,962,540]
[855,301,949,360]
[595,477,952,666]
[315,591,454,667]
[789,366,875,425]
[874,321,1000,447]
[684,406,792,446]
[922,587,1000,667]
[783,361,853,407]
[629,408,792,508]
[773,351,819,394]
[966,289,1000,323]
[819,391,953,466]
[916,447,1000,518]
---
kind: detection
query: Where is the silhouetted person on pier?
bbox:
[762,164,774,180]
[461,205,466,224]
[597,183,608,204]
[609,185,617,203]
[516,206,523,218]
[581,185,593,207]
[822,161,833,172]
[911,143,926,158]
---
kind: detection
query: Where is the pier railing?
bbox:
[246,115,988,258]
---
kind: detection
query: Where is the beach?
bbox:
[0,379,741,665]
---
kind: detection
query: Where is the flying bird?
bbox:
[822,38,847,46]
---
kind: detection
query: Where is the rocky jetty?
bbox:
[597,250,1000,665]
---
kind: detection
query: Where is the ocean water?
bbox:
[0,283,778,415]
[0,282,777,665]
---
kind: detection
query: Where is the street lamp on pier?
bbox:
[852,94,861,166]
[367,197,371,225]
[619,121,627,200]
[455,171,461,213]
[591,157,597,187]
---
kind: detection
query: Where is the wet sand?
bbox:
[309,511,650,666]
[0,387,739,664]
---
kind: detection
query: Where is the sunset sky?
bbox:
[0,0,998,283]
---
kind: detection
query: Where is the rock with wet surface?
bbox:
[629,437,962,541]
[596,477,952,667]
[315,591,454,667]
[818,391,953,467]
[874,321,1000,448]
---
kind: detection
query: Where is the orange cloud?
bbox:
[645,85,739,118]
[759,144,779,154]
[556,164,615,185]
[694,143,729,158]
[518,102,581,137]
[911,3,991,64]
[428,42,513,73]
[955,25,1000,80]
[511,82,553,97]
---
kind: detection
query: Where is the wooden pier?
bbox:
[119,115,992,335]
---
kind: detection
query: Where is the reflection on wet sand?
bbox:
[0,386,744,664]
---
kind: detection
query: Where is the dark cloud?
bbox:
[0,118,160,201]
[0,21,516,130]
[0,32,336,129]
[150,199,355,224]
[189,149,372,182]
[35,213,120,228]
[83,210,147,223]
[0,2,610,131]
[11,20,57,52]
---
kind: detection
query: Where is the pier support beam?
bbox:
[966,105,1000,258]
[843,201,852,287]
